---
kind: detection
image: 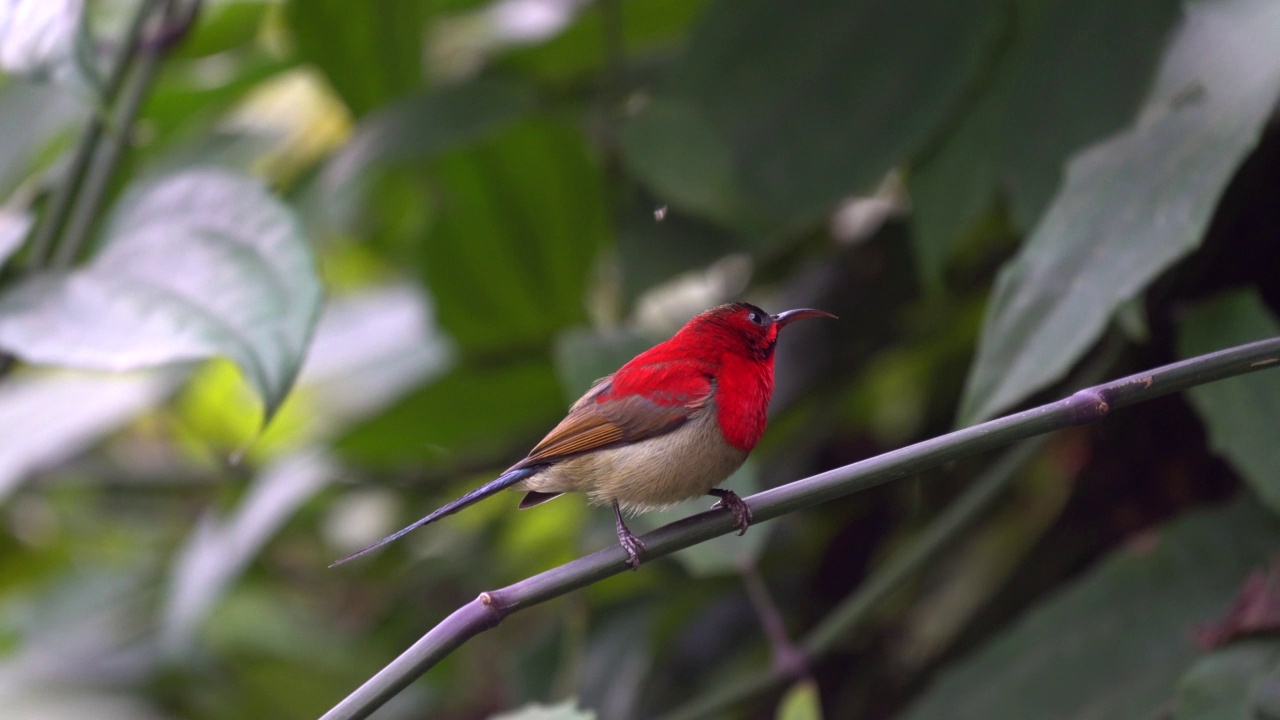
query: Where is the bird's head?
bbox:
[686,303,836,360]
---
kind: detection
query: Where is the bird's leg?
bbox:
[709,488,753,536]
[613,500,647,570]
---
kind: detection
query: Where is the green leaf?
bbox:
[1174,641,1280,720]
[143,58,295,159]
[898,500,1280,720]
[500,0,708,82]
[0,208,32,270]
[283,0,429,115]
[552,326,656,403]
[489,699,597,720]
[170,0,270,60]
[638,0,1003,236]
[619,98,754,230]
[0,369,178,502]
[173,285,449,458]
[336,358,564,471]
[958,0,1280,424]
[909,0,1180,288]
[776,680,823,720]
[421,120,608,355]
[1177,290,1280,514]
[319,78,537,231]
[0,169,322,418]
[614,194,741,301]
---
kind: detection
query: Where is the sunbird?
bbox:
[333,303,836,569]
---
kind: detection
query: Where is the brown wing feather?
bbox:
[510,372,712,471]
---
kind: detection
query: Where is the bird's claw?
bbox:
[711,489,753,536]
[617,530,647,570]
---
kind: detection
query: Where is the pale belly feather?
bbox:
[517,407,747,512]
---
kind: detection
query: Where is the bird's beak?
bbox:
[771,308,838,328]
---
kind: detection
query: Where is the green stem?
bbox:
[26,0,162,270]
[53,0,174,269]
[318,336,1280,720]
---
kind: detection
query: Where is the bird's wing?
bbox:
[511,360,714,469]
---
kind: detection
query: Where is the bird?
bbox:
[332,302,836,569]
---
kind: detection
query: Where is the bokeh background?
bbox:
[0,0,1278,718]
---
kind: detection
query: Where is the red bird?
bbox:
[333,303,835,569]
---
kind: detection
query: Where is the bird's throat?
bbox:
[714,353,774,451]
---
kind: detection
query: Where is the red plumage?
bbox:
[332,302,834,569]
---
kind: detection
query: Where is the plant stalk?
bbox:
[26,0,162,269]
[52,0,176,269]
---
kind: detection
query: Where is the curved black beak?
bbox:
[771,308,838,328]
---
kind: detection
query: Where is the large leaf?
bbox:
[622,0,1003,238]
[898,500,1280,720]
[619,98,753,230]
[909,0,1180,288]
[283,0,429,115]
[958,0,1280,424]
[0,169,322,417]
[318,78,537,231]
[421,119,608,355]
[175,284,449,457]
[1177,290,1280,514]
[336,358,565,471]
[0,369,178,501]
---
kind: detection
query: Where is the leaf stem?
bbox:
[26,0,162,270]
[52,0,178,269]
[318,335,1280,720]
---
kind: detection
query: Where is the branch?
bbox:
[657,437,1046,720]
[319,336,1280,720]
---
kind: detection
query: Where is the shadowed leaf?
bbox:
[959,0,1280,424]
[899,500,1280,720]
[909,0,1179,288]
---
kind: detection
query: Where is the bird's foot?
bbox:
[709,489,753,536]
[612,500,646,570]
[617,529,647,570]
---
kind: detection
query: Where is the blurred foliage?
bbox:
[0,0,1275,719]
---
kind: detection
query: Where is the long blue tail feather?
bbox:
[330,466,539,567]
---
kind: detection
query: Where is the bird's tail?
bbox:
[329,466,539,567]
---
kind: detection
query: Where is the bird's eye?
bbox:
[747,310,765,325]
